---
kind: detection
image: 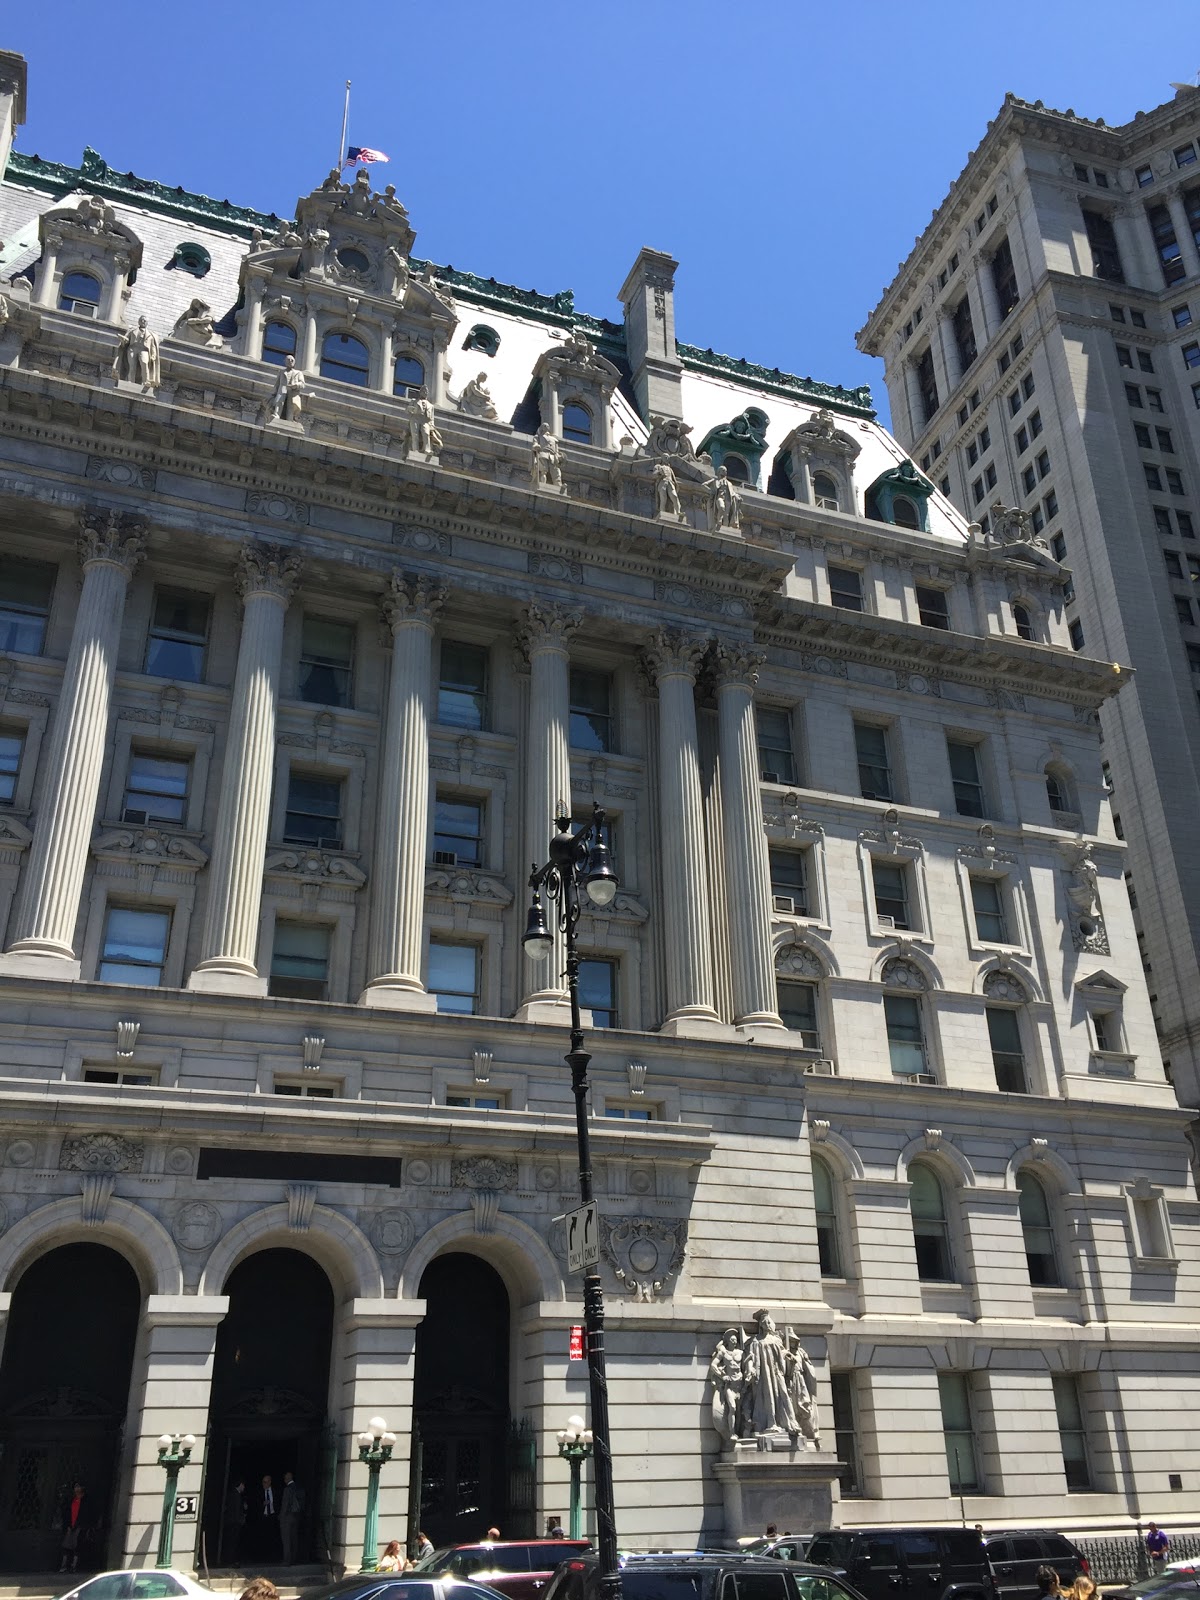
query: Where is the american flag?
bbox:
[343,145,389,166]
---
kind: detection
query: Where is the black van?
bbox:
[805,1528,1087,1600]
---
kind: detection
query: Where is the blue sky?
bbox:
[6,2,1199,423]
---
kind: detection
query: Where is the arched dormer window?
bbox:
[1016,1169,1059,1285]
[562,402,593,445]
[463,324,500,357]
[58,270,100,317]
[262,320,297,367]
[893,495,920,529]
[393,353,425,397]
[1012,601,1035,640]
[812,471,840,511]
[909,1161,954,1281]
[320,331,370,386]
[812,1154,842,1277]
[723,454,750,483]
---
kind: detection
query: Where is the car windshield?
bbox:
[69,1579,131,1600]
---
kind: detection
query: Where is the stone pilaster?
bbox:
[514,602,580,1022]
[644,629,724,1036]
[361,573,445,1010]
[715,643,784,1032]
[0,508,145,978]
[188,544,301,995]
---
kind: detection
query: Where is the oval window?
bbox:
[337,245,371,274]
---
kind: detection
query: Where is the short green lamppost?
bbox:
[556,1415,594,1541]
[155,1432,195,1568]
[357,1416,396,1572]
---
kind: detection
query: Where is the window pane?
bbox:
[948,740,985,817]
[830,1372,861,1496]
[300,616,354,707]
[769,848,807,911]
[579,958,617,1028]
[916,586,950,629]
[0,557,56,655]
[123,754,190,825]
[99,907,170,985]
[938,1374,980,1490]
[828,565,863,611]
[562,403,592,444]
[146,589,209,682]
[971,877,1007,942]
[0,731,23,804]
[59,271,100,313]
[886,993,925,1076]
[855,723,891,799]
[320,331,370,385]
[757,707,796,783]
[284,773,343,849]
[429,943,479,1014]
[1018,1170,1058,1285]
[569,668,613,752]
[987,1006,1026,1093]
[873,862,910,928]
[394,354,425,396]
[262,320,297,366]
[777,981,818,1046]
[433,798,483,866]
[438,641,489,730]
[269,923,331,1000]
[1052,1375,1090,1490]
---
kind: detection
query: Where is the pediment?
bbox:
[1076,968,1127,995]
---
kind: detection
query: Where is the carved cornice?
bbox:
[382,572,447,631]
[237,543,303,602]
[77,506,146,573]
[265,847,366,887]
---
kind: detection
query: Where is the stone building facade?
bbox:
[0,48,1195,1574]
[857,85,1200,1113]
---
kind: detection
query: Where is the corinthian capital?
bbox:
[77,507,147,574]
[642,628,708,685]
[383,572,447,630]
[236,542,304,602]
[713,639,766,690]
[515,601,583,659]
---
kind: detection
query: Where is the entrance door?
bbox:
[413,1255,513,1547]
[201,1250,334,1569]
[0,1244,141,1573]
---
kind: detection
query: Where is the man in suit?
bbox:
[259,1474,278,1560]
[279,1471,306,1565]
[224,1478,247,1564]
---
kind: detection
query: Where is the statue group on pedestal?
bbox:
[708,1309,821,1447]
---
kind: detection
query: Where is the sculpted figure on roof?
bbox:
[531,424,564,491]
[456,371,498,420]
[111,315,159,393]
[706,465,742,532]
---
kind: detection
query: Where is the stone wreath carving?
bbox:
[59,1132,144,1173]
[600,1215,687,1302]
[453,1156,517,1191]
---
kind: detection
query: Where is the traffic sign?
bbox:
[566,1202,599,1273]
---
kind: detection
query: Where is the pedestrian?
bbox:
[224,1478,248,1565]
[1035,1568,1062,1598]
[57,1481,88,1573]
[486,1527,501,1541]
[416,1531,434,1560]
[279,1470,305,1565]
[239,1581,278,1600]
[765,1524,778,1539]
[1147,1524,1170,1573]
[259,1474,278,1561]
[379,1540,403,1572]
[1067,1578,1096,1600]
[546,1517,565,1538]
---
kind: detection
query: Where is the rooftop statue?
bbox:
[653,459,682,520]
[706,465,742,532]
[531,424,563,491]
[111,315,160,393]
[456,371,498,420]
[269,354,305,423]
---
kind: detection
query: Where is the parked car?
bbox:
[1108,1573,1200,1600]
[301,1577,510,1600]
[748,1537,816,1564]
[541,1549,866,1600]
[59,1573,211,1600]
[805,1527,1087,1600]
[418,1540,592,1600]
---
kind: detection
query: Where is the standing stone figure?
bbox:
[786,1330,820,1442]
[654,459,682,520]
[111,316,160,392]
[531,423,564,490]
[706,465,742,532]
[707,1327,745,1442]
[407,386,442,456]
[269,354,306,422]
[457,371,498,419]
[741,1308,800,1436]
[707,1311,823,1446]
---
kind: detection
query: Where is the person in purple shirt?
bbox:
[1147,1524,1170,1572]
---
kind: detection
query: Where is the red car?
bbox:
[419,1541,591,1600]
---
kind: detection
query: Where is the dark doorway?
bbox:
[413,1254,521,1547]
[202,1250,334,1569]
[0,1242,141,1573]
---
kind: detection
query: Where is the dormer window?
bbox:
[321,331,370,386]
[262,320,297,367]
[393,354,425,397]
[562,403,593,445]
[893,497,920,529]
[170,241,211,279]
[1012,603,1034,640]
[813,472,840,511]
[59,271,100,317]
[723,455,750,482]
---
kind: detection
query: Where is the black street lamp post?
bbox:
[523,802,621,1600]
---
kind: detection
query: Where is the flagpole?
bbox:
[337,79,351,171]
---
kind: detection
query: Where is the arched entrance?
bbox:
[0,1242,141,1573]
[413,1253,530,1547]
[202,1250,334,1569]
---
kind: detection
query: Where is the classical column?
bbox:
[644,630,723,1036]
[1167,191,1200,280]
[361,574,445,1010]
[714,643,784,1031]
[188,544,302,995]
[0,508,145,978]
[515,602,580,1022]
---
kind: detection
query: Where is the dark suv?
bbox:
[805,1529,1087,1600]
[541,1550,866,1600]
[419,1541,591,1600]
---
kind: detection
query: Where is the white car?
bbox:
[59,1571,212,1600]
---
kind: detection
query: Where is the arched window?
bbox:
[812,1153,842,1277]
[262,320,297,367]
[909,1161,954,1281]
[170,241,211,278]
[812,472,840,510]
[393,353,425,397]
[893,495,920,529]
[320,331,370,386]
[58,270,100,316]
[1045,763,1076,819]
[562,402,593,445]
[464,324,500,357]
[723,454,750,482]
[1012,602,1035,640]
[1016,1170,1059,1285]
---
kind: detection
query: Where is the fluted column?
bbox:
[188,544,302,995]
[715,643,784,1031]
[514,602,580,1022]
[644,630,723,1036]
[361,573,445,1010]
[0,509,145,977]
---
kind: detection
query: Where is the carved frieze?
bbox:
[59,1132,144,1173]
[453,1156,517,1191]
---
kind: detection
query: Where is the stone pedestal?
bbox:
[712,1441,841,1540]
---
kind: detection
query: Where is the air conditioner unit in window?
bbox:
[877,913,896,928]
[772,895,796,915]
[903,1072,939,1085]
[802,1058,837,1076]
[433,851,457,866]
[122,809,149,825]
[761,770,780,784]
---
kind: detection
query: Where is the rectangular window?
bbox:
[873,860,911,931]
[1176,596,1193,625]
[972,477,985,506]
[1193,382,1200,409]
[948,739,986,817]
[579,957,618,1029]
[830,1373,862,1498]
[855,722,892,800]
[428,941,479,1014]
[122,752,190,827]
[1138,349,1155,372]
[1148,203,1186,285]
[604,1103,654,1120]
[967,439,979,467]
[433,796,483,867]
[1022,372,1035,399]
[445,1090,504,1110]
[269,922,331,1000]
[99,905,170,986]
[1177,144,1199,168]
[991,237,1020,318]
[1051,534,1067,561]
[1145,465,1163,492]
[1131,309,1147,327]
[1147,387,1165,411]
[1030,410,1043,438]
[951,296,977,372]
[1022,465,1037,495]
[884,992,925,1075]
[1165,550,1184,578]
[299,616,354,707]
[916,347,939,423]
[1073,163,1089,183]
[939,1374,982,1493]
[1116,345,1134,367]
[777,979,819,1048]
[987,1006,1026,1092]
[769,848,809,916]
[1016,425,1030,453]
[1157,427,1175,452]
[1136,164,1154,187]
[1095,169,1109,188]
[1173,303,1193,327]
[283,772,343,850]
[984,462,998,490]
[1179,510,1195,539]
[0,557,56,655]
[569,667,614,752]
[1082,208,1123,276]
[757,706,796,785]
[1031,506,1045,534]
[1167,468,1185,495]
[1036,450,1051,480]
[437,640,488,730]
[1069,618,1084,650]
[0,730,22,805]
[916,586,950,629]
[1157,507,1175,538]
[1109,304,1126,322]
[828,564,864,612]
[145,588,209,682]
[83,1067,156,1087]
[274,1079,336,1099]
[1052,1376,1092,1490]
[1007,389,1022,417]
[1125,383,1143,407]
[1044,489,1058,519]
[1135,423,1153,448]
[971,876,1008,943]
